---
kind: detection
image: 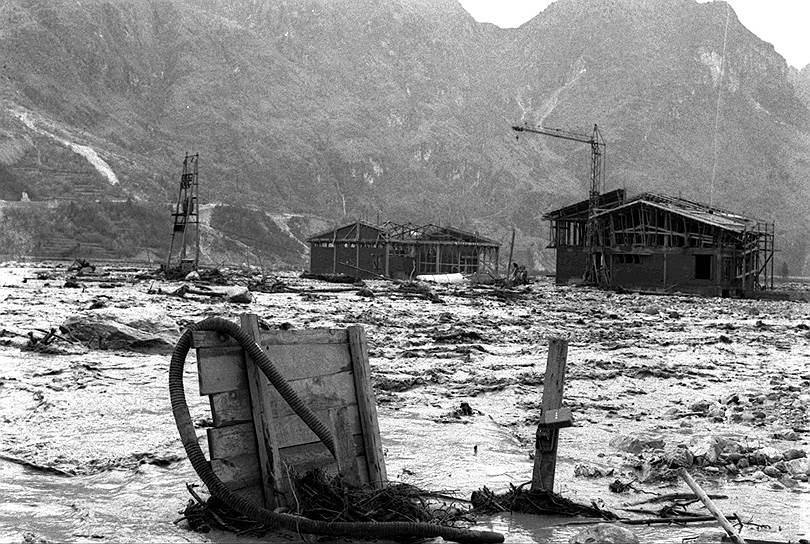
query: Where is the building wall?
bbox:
[309,244,386,278]
[556,247,743,296]
[555,247,589,284]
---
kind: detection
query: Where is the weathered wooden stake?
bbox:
[679,468,747,544]
[531,338,571,491]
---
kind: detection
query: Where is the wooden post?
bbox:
[384,244,390,277]
[355,220,360,275]
[679,468,746,544]
[332,230,337,274]
[531,338,571,491]
[506,228,515,286]
[240,313,283,507]
[347,325,387,486]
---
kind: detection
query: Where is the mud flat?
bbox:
[0,263,808,543]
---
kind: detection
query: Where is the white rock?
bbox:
[784,458,810,476]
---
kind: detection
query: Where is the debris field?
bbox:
[0,262,808,543]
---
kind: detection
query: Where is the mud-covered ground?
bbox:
[0,263,808,543]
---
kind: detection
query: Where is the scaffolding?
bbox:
[166,153,200,272]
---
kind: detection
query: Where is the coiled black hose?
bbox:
[169,317,504,543]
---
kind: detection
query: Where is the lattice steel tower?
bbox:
[166,153,200,272]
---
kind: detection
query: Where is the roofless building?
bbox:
[544,189,775,297]
[307,221,500,280]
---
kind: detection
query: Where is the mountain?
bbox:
[0,0,808,274]
[790,64,810,112]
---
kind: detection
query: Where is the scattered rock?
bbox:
[783,448,806,461]
[570,523,638,544]
[752,446,783,464]
[356,287,375,297]
[574,464,614,478]
[609,434,665,454]
[663,445,694,468]
[763,466,781,478]
[784,457,810,476]
[60,307,180,354]
[222,285,253,304]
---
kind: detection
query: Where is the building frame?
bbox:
[307,220,501,279]
[544,190,775,297]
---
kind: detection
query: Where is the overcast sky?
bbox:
[457,0,810,69]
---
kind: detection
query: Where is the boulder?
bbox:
[221,285,253,304]
[570,524,638,544]
[689,436,722,464]
[663,445,694,468]
[763,466,781,478]
[753,446,784,464]
[574,464,614,478]
[60,307,180,354]
[609,434,665,454]
[783,448,807,461]
[784,457,810,476]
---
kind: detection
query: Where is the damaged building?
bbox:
[307,221,500,279]
[544,189,775,297]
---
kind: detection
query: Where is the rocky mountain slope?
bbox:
[0,0,808,273]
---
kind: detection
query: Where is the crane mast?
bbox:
[512,123,606,284]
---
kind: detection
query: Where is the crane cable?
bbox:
[710,2,732,207]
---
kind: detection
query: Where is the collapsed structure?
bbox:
[307,221,500,279]
[544,189,775,297]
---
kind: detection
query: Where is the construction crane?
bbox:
[512,123,606,284]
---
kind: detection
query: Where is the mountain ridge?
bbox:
[0,0,808,273]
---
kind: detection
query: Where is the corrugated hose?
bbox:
[169,317,504,543]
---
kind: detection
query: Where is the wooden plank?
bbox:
[197,346,247,395]
[209,389,252,427]
[241,313,283,509]
[266,370,358,419]
[531,338,568,491]
[273,404,361,449]
[194,328,348,349]
[262,343,352,381]
[260,328,348,346]
[330,405,362,486]
[277,435,365,477]
[207,422,257,459]
[347,325,387,486]
[192,330,240,349]
[210,455,261,491]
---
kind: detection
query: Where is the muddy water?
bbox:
[1,265,809,543]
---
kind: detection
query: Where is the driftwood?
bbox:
[679,468,746,544]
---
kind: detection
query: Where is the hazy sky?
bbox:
[457,0,810,69]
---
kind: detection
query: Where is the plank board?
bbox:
[262,343,352,381]
[241,314,284,509]
[209,389,252,427]
[192,330,240,349]
[208,422,257,460]
[198,346,247,395]
[272,404,361,449]
[192,328,347,349]
[265,370,358,419]
[277,434,366,477]
[210,455,261,490]
[348,326,387,485]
